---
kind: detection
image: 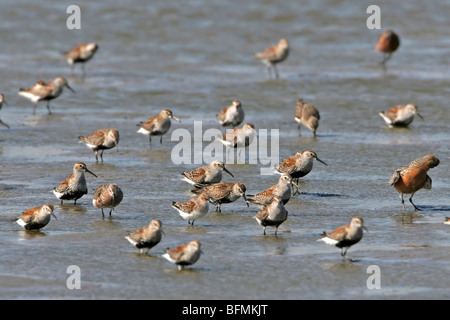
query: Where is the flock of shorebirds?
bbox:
[4,28,443,270]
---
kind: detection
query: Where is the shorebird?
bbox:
[181,160,234,187]
[389,154,440,211]
[294,99,320,137]
[219,123,256,149]
[378,104,423,128]
[375,30,400,66]
[93,184,123,218]
[0,93,10,129]
[64,42,99,75]
[78,128,120,162]
[162,240,203,271]
[125,219,164,254]
[317,217,367,260]
[254,38,289,79]
[137,109,180,148]
[217,100,245,128]
[16,204,57,231]
[443,217,450,225]
[52,162,97,205]
[171,193,209,226]
[191,182,248,213]
[18,77,75,115]
[275,150,328,193]
[254,196,288,236]
[246,174,296,207]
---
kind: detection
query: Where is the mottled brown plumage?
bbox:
[79,128,119,162]
[137,109,180,148]
[254,196,288,235]
[64,42,99,75]
[172,193,209,226]
[18,77,75,115]
[217,100,245,128]
[379,104,423,127]
[125,219,163,254]
[246,174,295,207]
[16,204,57,231]
[52,162,97,205]
[93,184,123,217]
[254,38,289,78]
[317,217,367,260]
[162,240,203,271]
[295,99,320,137]
[191,182,247,212]
[181,160,234,187]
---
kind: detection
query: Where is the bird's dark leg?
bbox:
[101,208,105,218]
[400,194,406,210]
[33,104,37,115]
[100,150,104,163]
[381,53,391,66]
[273,65,279,79]
[409,195,420,211]
[47,101,52,115]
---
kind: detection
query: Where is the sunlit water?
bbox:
[0,0,449,299]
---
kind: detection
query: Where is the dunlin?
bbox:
[16,204,57,231]
[317,217,367,260]
[254,38,289,79]
[219,123,256,149]
[217,100,245,128]
[79,128,120,162]
[52,162,97,205]
[443,217,450,225]
[0,93,10,129]
[246,174,296,207]
[162,240,203,271]
[18,77,75,115]
[375,30,400,66]
[64,42,99,75]
[294,99,320,137]
[137,109,180,148]
[275,150,327,192]
[93,184,123,218]
[379,104,423,127]
[181,160,234,187]
[254,196,288,236]
[191,182,248,213]
[171,193,209,226]
[125,219,163,254]
[389,154,440,211]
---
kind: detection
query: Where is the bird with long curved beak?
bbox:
[52,162,97,205]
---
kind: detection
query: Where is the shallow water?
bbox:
[0,0,449,300]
